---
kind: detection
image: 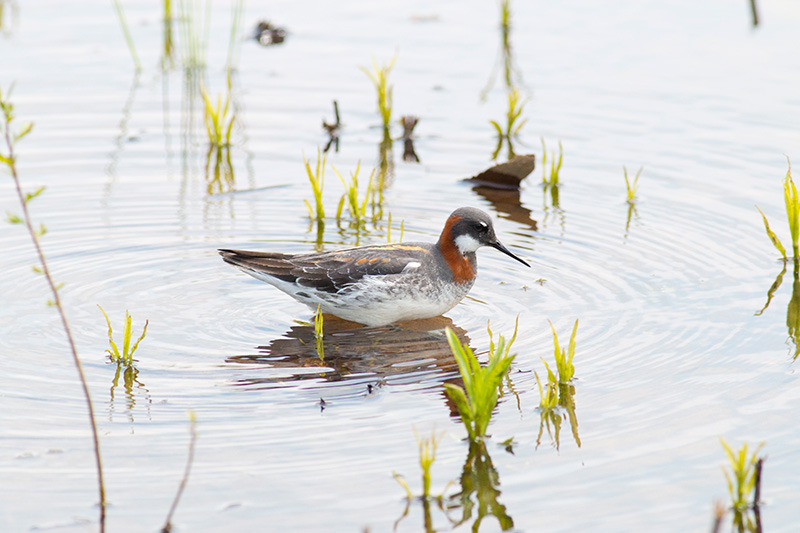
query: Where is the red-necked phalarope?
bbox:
[219,207,530,327]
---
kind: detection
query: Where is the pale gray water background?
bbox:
[2,0,800,531]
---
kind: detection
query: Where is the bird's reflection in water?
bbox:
[226,316,470,391]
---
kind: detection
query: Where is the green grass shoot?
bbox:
[624,166,642,204]
[98,305,148,366]
[200,74,235,149]
[443,325,516,441]
[535,371,558,411]
[720,439,765,513]
[756,158,799,261]
[334,162,374,225]
[393,428,444,501]
[361,56,396,129]
[314,304,324,361]
[541,319,578,384]
[303,149,327,221]
[386,213,405,243]
[490,88,527,140]
[541,138,563,186]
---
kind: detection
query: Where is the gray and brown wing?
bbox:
[219,244,431,294]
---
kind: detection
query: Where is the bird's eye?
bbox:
[474,221,489,233]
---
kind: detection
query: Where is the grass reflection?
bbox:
[446,440,514,532]
[755,257,800,359]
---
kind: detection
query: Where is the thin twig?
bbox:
[3,95,106,531]
[161,411,198,532]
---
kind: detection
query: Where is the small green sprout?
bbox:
[334,162,374,226]
[303,149,327,221]
[756,157,799,261]
[443,323,516,441]
[361,56,396,129]
[541,319,578,384]
[490,88,527,141]
[314,304,324,361]
[624,166,642,204]
[541,138,563,187]
[393,428,445,501]
[98,305,148,366]
[720,439,765,513]
[200,75,235,149]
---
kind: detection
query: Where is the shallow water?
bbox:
[2,0,800,531]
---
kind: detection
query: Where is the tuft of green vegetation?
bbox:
[200,75,235,149]
[303,149,327,221]
[443,323,516,441]
[756,158,799,261]
[386,212,405,243]
[720,439,765,513]
[541,138,563,187]
[314,304,324,361]
[334,162,374,226]
[624,166,642,204]
[98,305,149,367]
[361,56,396,129]
[490,88,527,142]
[541,319,578,384]
[393,428,445,501]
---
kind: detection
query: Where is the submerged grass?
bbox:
[756,158,799,261]
[393,428,447,501]
[2,85,106,531]
[443,321,517,441]
[98,305,149,366]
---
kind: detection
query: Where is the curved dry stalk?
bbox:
[2,88,106,531]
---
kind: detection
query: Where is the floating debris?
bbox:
[466,154,535,190]
[400,115,419,162]
[253,20,287,46]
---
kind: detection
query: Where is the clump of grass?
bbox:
[490,88,527,143]
[3,85,106,530]
[443,322,517,441]
[490,88,527,160]
[720,439,765,513]
[200,74,235,149]
[334,162,374,225]
[541,138,563,186]
[541,319,578,384]
[314,304,324,361]
[757,158,799,261]
[361,56,396,129]
[624,166,643,204]
[98,305,149,366]
[393,428,446,501]
[303,149,327,221]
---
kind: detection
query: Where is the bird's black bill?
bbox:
[491,241,530,267]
